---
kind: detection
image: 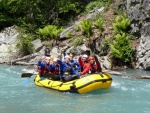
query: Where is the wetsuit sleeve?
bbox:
[78,57,84,68]
[37,61,41,70]
[81,63,90,75]
[57,60,65,71]
[40,62,46,69]
[37,61,41,66]
[57,60,66,79]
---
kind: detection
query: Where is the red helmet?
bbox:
[88,56,95,61]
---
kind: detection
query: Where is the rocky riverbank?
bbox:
[0,0,150,71]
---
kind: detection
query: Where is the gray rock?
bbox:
[143,58,150,70]
[136,34,150,69]
[131,23,140,33]
[59,25,76,39]
[142,0,150,11]
[127,0,150,70]
[38,46,46,55]
[50,47,61,58]
[143,23,150,36]
[31,39,43,52]
[101,56,112,69]
[96,7,104,13]
[86,7,104,20]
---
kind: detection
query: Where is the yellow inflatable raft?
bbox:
[34,73,112,94]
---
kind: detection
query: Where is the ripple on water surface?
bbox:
[0,65,150,113]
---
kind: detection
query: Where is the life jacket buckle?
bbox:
[64,72,70,75]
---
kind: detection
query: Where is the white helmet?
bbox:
[45,57,50,61]
[82,54,88,58]
[53,58,58,62]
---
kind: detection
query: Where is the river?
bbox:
[0,64,150,113]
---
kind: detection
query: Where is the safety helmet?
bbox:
[82,54,88,58]
[88,56,95,61]
[53,58,58,62]
[45,48,50,53]
[45,57,50,60]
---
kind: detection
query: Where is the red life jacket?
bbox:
[38,68,45,74]
[89,63,98,74]
[81,62,98,75]
[78,57,89,71]
[37,62,48,74]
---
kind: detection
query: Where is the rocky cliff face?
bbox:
[0,26,18,63]
[126,0,150,70]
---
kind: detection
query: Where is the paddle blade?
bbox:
[21,78,30,85]
[21,73,33,78]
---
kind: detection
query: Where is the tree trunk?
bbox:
[10,53,38,65]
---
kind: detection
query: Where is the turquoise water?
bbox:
[0,64,150,113]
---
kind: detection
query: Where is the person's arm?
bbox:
[71,67,81,77]
[37,61,41,70]
[78,56,84,68]
[74,60,81,71]
[40,62,46,69]
[48,64,55,72]
[57,60,64,71]
[57,60,66,79]
[80,63,90,75]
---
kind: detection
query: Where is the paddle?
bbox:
[21,73,34,78]
[21,78,30,85]
[21,71,38,85]
[21,72,56,78]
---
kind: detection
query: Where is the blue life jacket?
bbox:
[47,64,55,72]
[57,60,80,79]
[70,60,81,71]
[40,61,46,69]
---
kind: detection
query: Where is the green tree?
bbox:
[16,30,34,55]
[113,14,130,34]
[37,25,63,40]
[80,19,93,38]
[110,33,133,63]
[0,0,88,31]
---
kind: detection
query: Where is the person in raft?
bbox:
[56,55,81,82]
[78,54,89,72]
[46,58,60,80]
[37,48,51,74]
[51,58,60,75]
[79,56,100,77]
[69,53,81,72]
[37,56,50,77]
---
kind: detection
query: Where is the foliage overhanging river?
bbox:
[0,64,150,113]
